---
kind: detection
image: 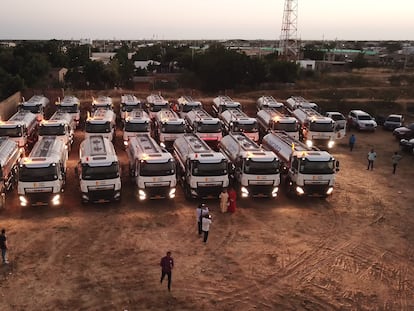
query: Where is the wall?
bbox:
[0,92,21,121]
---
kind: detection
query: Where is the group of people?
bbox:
[349,134,403,174]
[219,188,237,214]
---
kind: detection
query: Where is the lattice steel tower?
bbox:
[279,0,298,60]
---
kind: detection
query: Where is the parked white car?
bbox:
[347,110,377,131]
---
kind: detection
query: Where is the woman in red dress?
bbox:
[227,187,237,213]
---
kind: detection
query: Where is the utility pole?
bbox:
[279,0,299,61]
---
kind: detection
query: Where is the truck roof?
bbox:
[80,136,118,166]
[129,134,173,163]
[174,134,226,163]
[21,136,66,167]
[0,138,19,168]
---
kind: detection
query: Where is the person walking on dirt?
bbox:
[367,149,377,171]
[202,214,212,243]
[196,203,209,236]
[196,204,203,236]
[160,251,174,291]
[219,188,229,213]
[0,228,8,264]
[391,151,402,174]
[228,187,237,213]
[349,134,356,151]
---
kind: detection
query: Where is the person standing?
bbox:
[202,214,212,243]
[196,204,203,236]
[228,187,237,213]
[367,149,377,171]
[219,188,229,213]
[160,251,174,291]
[349,134,356,151]
[0,228,8,264]
[391,151,403,174]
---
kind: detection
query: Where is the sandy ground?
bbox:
[0,114,413,310]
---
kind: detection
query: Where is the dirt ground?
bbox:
[0,104,413,310]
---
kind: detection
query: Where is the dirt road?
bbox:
[0,123,413,310]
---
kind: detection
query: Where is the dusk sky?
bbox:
[1,0,413,41]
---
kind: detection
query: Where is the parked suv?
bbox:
[393,123,414,140]
[383,114,404,131]
[347,110,377,131]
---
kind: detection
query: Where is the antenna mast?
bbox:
[279,0,299,60]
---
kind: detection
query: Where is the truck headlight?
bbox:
[328,140,335,149]
[296,186,305,195]
[306,140,313,148]
[160,142,166,148]
[123,140,129,147]
[138,189,146,200]
[326,187,334,195]
[52,194,61,206]
[271,187,278,197]
[19,195,28,206]
[241,187,249,198]
[169,188,176,199]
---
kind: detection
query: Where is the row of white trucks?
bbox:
[0,93,342,207]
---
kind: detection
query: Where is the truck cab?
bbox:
[257,108,299,140]
[153,109,186,150]
[177,96,203,118]
[19,95,49,122]
[212,95,242,117]
[146,94,169,119]
[56,96,81,128]
[220,109,259,142]
[38,111,75,150]
[122,109,151,148]
[120,94,143,120]
[85,108,116,141]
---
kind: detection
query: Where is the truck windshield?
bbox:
[85,122,111,133]
[309,122,333,132]
[20,105,42,114]
[81,162,119,180]
[182,104,201,113]
[233,122,258,133]
[244,159,279,175]
[58,106,79,113]
[161,123,186,133]
[299,159,334,174]
[197,123,222,133]
[192,160,227,176]
[273,122,297,132]
[39,125,66,136]
[149,104,169,112]
[124,122,149,133]
[0,126,23,137]
[140,160,175,176]
[19,165,59,182]
[121,104,141,112]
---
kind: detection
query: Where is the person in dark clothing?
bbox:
[349,134,356,151]
[0,228,8,264]
[160,251,174,291]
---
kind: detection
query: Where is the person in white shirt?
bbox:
[202,214,212,243]
[367,148,377,170]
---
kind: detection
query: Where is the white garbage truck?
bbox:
[0,110,38,153]
[262,131,339,197]
[173,134,229,199]
[120,94,142,120]
[256,108,299,140]
[38,111,76,150]
[146,94,169,119]
[126,133,176,200]
[18,136,68,206]
[19,95,49,122]
[0,138,21,208]
[292,107,336,149]
[85,108,116,141]
[56,95,81,128]
[220,109,259,142]
[122,109,151,148]
[153,109,186,150]
[77,135,121,203]
[212,95,241,117]
[219,132,280,198]
[177,96,202,118]
[185,108,223,149]
[256,95,284,112]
